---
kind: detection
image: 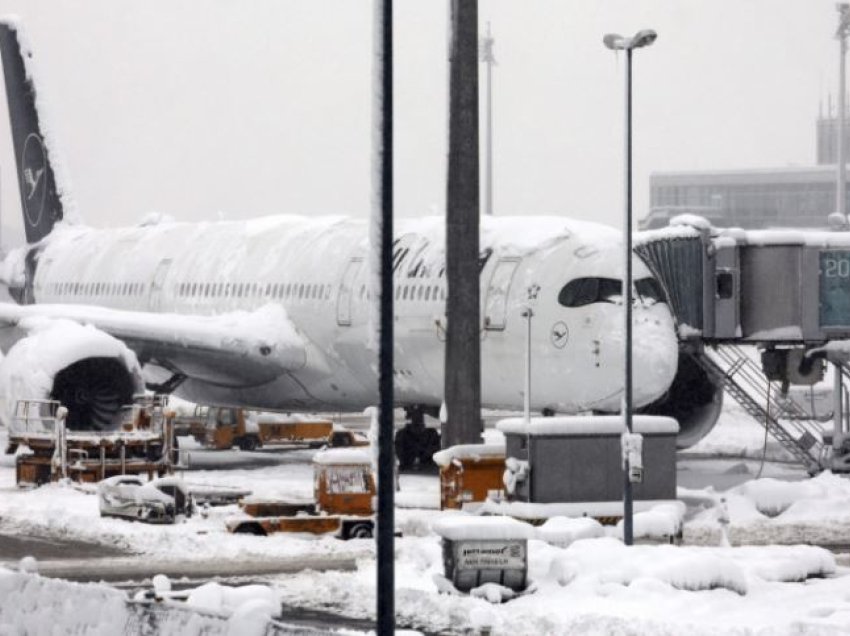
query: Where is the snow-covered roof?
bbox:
[312,448,372,466]
[496,415,679,437]
[431,514,537,541]
[432,443,505,468]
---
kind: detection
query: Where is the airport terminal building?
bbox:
[640,111,849,230]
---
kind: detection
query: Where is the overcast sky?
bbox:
[0,0,840,243]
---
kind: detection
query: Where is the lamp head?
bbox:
[603,33,626,50]
[631,29,657,49]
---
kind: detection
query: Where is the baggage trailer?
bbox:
[175,406,334,451]
[226,448,375,539]
[10,397,174,487]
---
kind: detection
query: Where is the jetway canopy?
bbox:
[635,219,850,344]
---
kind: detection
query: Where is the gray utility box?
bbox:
[497,416,678,504]
[636,223,850,343]
[432,516,536,593]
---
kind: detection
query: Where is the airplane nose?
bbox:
[631,312,679,405]
[589,307,679,410]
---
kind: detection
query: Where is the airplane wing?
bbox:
[0,302,307,387]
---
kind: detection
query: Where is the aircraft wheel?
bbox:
[394,428,417,469]
[346,522,373,539]
[232,522,267,536]
[417,428,440,466]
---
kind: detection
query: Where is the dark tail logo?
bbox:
[22,132,47,226]
[0,21,64,244]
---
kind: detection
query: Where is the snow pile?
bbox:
[685,472,850,546]
[735,477,833,517]
[497,415,678,436]
[537,516,605,547]
[185,581,278,618]
[432,443,504,468]
[432,514,537,540]
[616,501,686,541]
[0,567,128,634]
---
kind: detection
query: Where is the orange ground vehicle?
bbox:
[177,406,334,451]
[10,397,174,486]
[226,448,375,539]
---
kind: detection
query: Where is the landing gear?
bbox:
[394,406,441,470]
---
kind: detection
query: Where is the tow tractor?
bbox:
[174,406,336,451]
[174,405,368,451]
[226,448,375,539]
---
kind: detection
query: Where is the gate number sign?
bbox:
[820,251,850,328]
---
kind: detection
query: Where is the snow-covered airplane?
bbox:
[0,20,721,453]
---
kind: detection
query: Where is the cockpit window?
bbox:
[635,277,665,304]
[558,277,666,308]
[558,277,622,307]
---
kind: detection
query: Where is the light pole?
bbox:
[480,22,496,216]
[836,4,850,223]
[602,28,657,547]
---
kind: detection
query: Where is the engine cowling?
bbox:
[0,318,144,431]
[639,351,724,449]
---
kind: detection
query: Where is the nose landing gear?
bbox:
[394,405,441,470]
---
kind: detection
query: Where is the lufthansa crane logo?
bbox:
[550,321,569,349]
[20,132,48,229]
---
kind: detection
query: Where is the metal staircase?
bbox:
[694,345,827,474]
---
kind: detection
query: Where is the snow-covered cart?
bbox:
[226,448,375,539]
[98,475,194,524]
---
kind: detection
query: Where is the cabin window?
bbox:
[636,278,665,304]
[557,277,622,308]
[424,287,431,301]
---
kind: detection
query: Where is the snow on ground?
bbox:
[683,398,798,462]
[2,401,850,634]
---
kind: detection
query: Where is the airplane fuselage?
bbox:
[27,214,679,415]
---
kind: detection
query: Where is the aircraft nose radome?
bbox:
[631,316,679,405]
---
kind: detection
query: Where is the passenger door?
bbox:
[336,258,363,326]
[483,258,520,330]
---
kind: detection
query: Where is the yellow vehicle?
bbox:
[12,397,174,486]
[227,448,375,538]
[181,407,334,451]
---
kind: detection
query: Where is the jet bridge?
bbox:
[635,219,850,474]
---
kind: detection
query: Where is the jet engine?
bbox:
[639,351,724,449]
[0,319,144,431]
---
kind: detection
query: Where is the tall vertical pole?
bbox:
[838,4,849,221]
[622,47,634,547]
[444,0,482,448]
[523,307,532,422]
[481,23,495,216]
[373,1,394,633]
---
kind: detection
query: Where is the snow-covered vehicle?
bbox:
[98,475,194,524]
[227,448,375,538]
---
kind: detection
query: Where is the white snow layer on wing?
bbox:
[4,303,305,368]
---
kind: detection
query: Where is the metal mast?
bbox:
[480,22,495,216]
[836,4,850,222]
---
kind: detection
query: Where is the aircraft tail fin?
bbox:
[0,19,64,244]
